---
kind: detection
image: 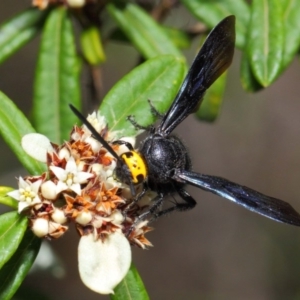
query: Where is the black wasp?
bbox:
[71,15,300,227]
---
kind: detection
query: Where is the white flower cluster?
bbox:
[8,111,153,294]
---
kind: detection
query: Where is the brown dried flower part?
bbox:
[32,0,97,10]
[32,0,62,10]
[10,111,155,249]
[128,220,153,249]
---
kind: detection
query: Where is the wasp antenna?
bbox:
[69,104,137,197]
[69,104,120,161]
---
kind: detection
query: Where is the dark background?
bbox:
[1,2,300,300]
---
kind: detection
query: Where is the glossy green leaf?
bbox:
[196,72,227,122]
[281,0,300,68]
[33,7,81,144]
[180,0,250,49]
[0,187,17,209]
[0,92,46,175]
[109,26,191,50]
[0,8,48,64]
[247,0,284,87]
[100,55,185,137]
[0,211,28,269]
[162,26,191,49]
[80,26,106,65]
[0,229,41,300]
[240,52,264,92]
[111,264,149,300]
[106,3,183,59]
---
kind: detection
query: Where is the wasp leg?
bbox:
[112,139,134,151]
[125,183,148,215]
[129,187,197,233]
[147,99,164,118]
[127,100,163,133]
[126,192,165,236]
[150,187,197,221]
[127,115,154,132]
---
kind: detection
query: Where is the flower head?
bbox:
[10,110,155,294]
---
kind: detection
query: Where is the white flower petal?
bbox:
[85,136,101,153]
[32,179,42,192]
[31,195,42,206]
[58,147,70,160]
[50,166,67,181]
[18,201,30,213]
[55,181,68,194]
[18,177,28,189]
[7,189,21,201]
[70,183,82,195]
[76,171,94,183]
[22,133,53,162]
[78,232,131,294]
[65,157,77,172]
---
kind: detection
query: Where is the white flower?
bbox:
[86,111,106,133]
[21,133,53,163]
[78,232,131,294]
[7,177,42,213]
[82,111,125,146]
[50,157,93,195]
[84,136,102,153]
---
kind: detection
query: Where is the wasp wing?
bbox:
[174,170,300,226]
[157,15,235,136]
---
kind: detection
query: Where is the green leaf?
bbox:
[0,211,28,269]
[0,8,48,64]
[196,72,227,122]
[247,0,284,87]
[0,92,46,175]
[106,3,183,60]
[180,0,250,49]
[111,264,149,300]
[80,26,106,65]
[240,52,264,92]
[0,229,41,300]
[109,26,191,50]
[33,7,81,144]
[281,0,300,68]
[162,26,191,49]
[100,55,185,137]
[0,187,17,209]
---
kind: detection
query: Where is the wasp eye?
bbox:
[136,174,145,184]
[124,152,134,158]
